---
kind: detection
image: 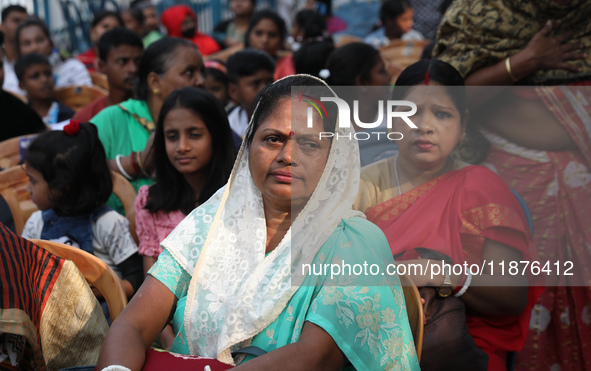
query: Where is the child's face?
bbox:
[18,25,52,56]
[163,107,213,179]
[204,74,229,107]
[24,163,55,211]
[230,68,274,116]
[20,63,54,101]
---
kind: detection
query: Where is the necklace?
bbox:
[394,155,402,196]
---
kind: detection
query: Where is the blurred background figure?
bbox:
[77,10,123,73]
[1,4,28,95]
[244,9,292,80]
[203,59,230,108]
[291,9,334,78]
[15,53,74,129]
[365,0,423,49]
[213,0,256,49]
[73,27,144,123]
[160,5,220,56]
[16,17,91,89]
[0,40,46,141]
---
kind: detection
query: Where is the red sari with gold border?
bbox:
[365,165,544,370]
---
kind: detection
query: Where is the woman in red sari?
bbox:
[355,60,543,370]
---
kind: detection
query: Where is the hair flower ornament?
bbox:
[64,120,81,135]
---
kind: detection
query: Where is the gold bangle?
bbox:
[505,57,519,82]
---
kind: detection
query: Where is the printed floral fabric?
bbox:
[150,217,420,370]
[135,185,186,258]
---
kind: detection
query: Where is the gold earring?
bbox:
[152,89,160,95]
[459,132,467,144]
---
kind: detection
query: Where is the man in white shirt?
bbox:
[0,5,28,95]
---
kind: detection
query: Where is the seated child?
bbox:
[364,0,423,48]
[14,53,74,130]
[226,48,274,138]
[204,59,230,108]
[134,87,236,349]
[21,121,142,303]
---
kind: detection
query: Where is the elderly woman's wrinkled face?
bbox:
[153,45,204,100]
[393,82,464,169]
[249,97,330,212]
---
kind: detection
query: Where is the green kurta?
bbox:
[91,98,154,214]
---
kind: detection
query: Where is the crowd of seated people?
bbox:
[0,1,589,370]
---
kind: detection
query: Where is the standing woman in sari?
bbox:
[433,1,591,369]
[96,75,419,370]
[355,60,543,370]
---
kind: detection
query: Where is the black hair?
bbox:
[23,123,113,215]
[293,40,334,77]
[130,0,155,10]
[147,87,237,213]
[325,42,380,86]
[204,65,228,87]
[380,0,411,25]
[15,17,52,56]
[124,7,145,26]
[136,36,197,100]
[246,75,337,146]
[14,52,50,81]
[1,5,26,22]
[226,48,275,84]
[420,41,435,60]
[294,9,326,40]
[91,10,123,28]
[392,59,465,118]
[314,0,332,17]
[244,9,286,48]
[97,27,143,61]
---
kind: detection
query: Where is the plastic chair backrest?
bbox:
[54,85,108,111]
[380,40,430,83]
[111,171,138,243]
[0,134,37,170]
[29,239,128,322]
[90,71,109,91]
[0,165,37,234]
[399,273,424,360]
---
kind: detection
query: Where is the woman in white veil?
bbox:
[97,75,419,370]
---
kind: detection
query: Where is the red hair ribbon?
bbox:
[64,120,81,135]
[424,70,430,85]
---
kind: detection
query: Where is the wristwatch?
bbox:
[437,269,453,298]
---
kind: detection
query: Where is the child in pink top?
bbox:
[134,87,236,276]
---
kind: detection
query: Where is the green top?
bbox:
[143,30,164,48]
[149,217,420,370]
[91,98,154,214]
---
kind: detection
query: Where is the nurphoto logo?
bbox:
[301,93,417,140]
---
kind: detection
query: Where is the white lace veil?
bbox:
[163,74,363,364]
